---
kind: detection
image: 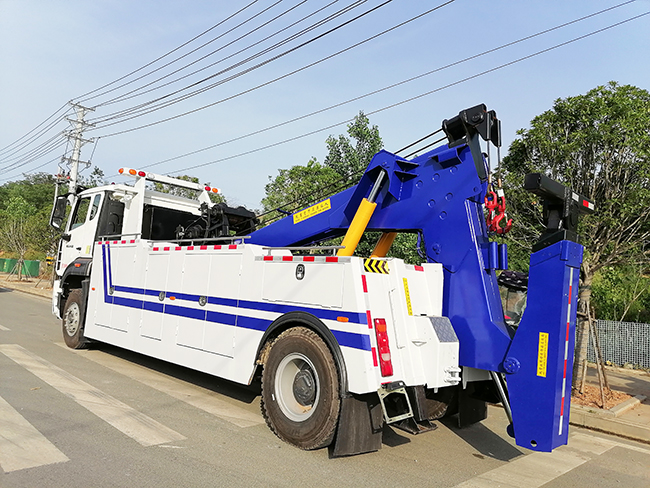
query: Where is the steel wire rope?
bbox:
[87,0,388,127]
[134,10,648,196]
[87,0,285,110]
[94,0,339,108]
[116,0,628,173]
[94,0,346,109]
[92,0,448,135]
[76,0,262,103]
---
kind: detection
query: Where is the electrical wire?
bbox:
[140,10,648,187]
[88,0,287,108]
[93,1,449,136]
[0,134,66,171]
[126,0,633,173]
[0,106,70,161]
[88,0,390,127]
[76,0,262,103]
[94,0,344,108]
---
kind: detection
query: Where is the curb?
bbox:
[570,396,650,443]
[0,284,51,300]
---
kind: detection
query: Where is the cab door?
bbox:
[57,193,103,276]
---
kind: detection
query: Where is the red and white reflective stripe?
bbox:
[255,256,350,263]
[150,244,239,251]
[558,266,574,436]
[97,240,137,245]
[360,271,377,367]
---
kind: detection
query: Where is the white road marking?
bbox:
[0,344,186,447]
[0,395,69,472]
[0,324,9,331]
[454,432,650,488]
[59,344,263,428]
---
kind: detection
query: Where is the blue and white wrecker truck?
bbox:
[50,105,594,456]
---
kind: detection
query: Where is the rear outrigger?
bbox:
[50,105,594,456]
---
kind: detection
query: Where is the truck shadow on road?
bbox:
[90,343,261,404]
[438,416,524,462]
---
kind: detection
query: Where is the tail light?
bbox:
[374,318,393,377]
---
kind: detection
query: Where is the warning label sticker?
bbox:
[403,278,413,316]
[293,199,331,224]
[537,332,549,377]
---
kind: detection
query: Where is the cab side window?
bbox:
[89,194,101,220]
[70,197,91,230]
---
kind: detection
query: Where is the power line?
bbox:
[140,9,648,186]
[94,0,342,108]
[94,1,451,136]
[87,0,286,108]
[88,0,388,127]
[0,103,70,158]
[123,0,631,173]
[76,0,262,103]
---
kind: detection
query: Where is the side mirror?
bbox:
[50,195,68,230]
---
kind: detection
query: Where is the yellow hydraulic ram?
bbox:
[338,170,387,256]
[371,232,397,258]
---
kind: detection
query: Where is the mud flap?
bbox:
[331,393,383,457]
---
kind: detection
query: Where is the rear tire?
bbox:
[260,327,340,450]
[62,289,88,349]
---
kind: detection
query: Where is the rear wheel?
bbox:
[260,327,340,450]
[62,289,88,349]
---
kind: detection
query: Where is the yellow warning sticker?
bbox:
[403,278,413,316]
[364,259,389,274]
[293,199,331,224]
[537,332,549,377]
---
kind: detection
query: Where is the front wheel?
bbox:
[260,327,340,450]
[62,289,88,349]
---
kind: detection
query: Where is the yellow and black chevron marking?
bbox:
[364,258,389,274]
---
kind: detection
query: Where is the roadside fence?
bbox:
[587,319,650,370]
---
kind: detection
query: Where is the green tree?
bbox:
[262,111,422,263]
[152,174,226,204]
[591,265,650,323]
[0,195,37,279]
[324,111,383,180]
[502,82,650,387]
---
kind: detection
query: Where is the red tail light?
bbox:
[374,318,393,377]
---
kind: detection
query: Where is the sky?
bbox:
[1,0,649,210]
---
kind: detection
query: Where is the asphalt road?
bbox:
[1,288,649,487]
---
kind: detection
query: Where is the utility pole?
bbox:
[59,102,95,198]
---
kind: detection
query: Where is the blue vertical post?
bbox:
[505,240,583,451]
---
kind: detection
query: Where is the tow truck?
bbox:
[50,105,594,456]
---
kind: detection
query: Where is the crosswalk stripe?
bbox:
[0,344,186,447]
[453,432,649,488]
[0,324,9,331]
[0,395,69,472]
[61,345,264,428]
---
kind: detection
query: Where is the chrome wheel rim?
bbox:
[64,303,80,336]
[274,353,320,422]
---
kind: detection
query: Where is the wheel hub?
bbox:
[64,303,80,336]
[293,368,316,406]
[275,352,321,422]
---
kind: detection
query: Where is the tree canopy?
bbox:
[501,82,650,386]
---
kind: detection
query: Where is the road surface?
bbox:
[1,288,649,487]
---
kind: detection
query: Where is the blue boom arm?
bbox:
[248,105,593,451]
